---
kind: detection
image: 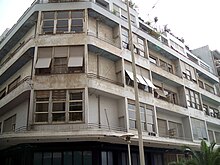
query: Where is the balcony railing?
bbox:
[0,76,31,100]
[87,32,119,48]
[87,73,124,86]
[0,37,34,69]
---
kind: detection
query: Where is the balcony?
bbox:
[0,76,31,114]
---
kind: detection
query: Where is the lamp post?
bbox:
[121,133,135,165]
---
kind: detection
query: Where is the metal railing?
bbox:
[87,73,124,86]
[87,32,120,48]
[0,76,31,100]
[0,37,34,69]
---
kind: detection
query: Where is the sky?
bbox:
[0,0,219,51]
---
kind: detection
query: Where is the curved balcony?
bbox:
[0,76,31,115]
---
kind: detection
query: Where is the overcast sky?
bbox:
[0,0,219,51]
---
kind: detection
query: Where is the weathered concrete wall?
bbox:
[0,60,32,92]
[0,100,29,130]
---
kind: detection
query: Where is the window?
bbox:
[185,88,201,110]
[203,104,209,115]
[42,12,55,34]
[181,62,196,82]
[3,115,16,133]
[130,14,136,24]
[56,11,69,33]
[159,60,173,73]
[42,10,84,34]
[215,132,220,144]
[52,57,68,74]
[125,70,154,92]
[134,37,145,56]
[157,119,167,137]
[208,130,214,143]
[69,91,83,122]
[184,69,191,80]
[96,0,109,9]
[121,9,127,20]
[128,103,136,129]
[121,28,129,49]
[113,4,120,16]
[36,46,84,75]
[35,90,50,123]
[191,118,207,140]
[34,90,84,123]
[0,88,6,99]
[52,90,66,122]
[198,80,204,89]
[159,60,166,70]
[8,77,20,93]
[101,151,113,165]
[170,40,184,54]
[167,64,173,73]
[209,107,219,118]
[205,84,215,94]
[35,47,52,74]
[71,11,84,32]
[34,151,92,165]
[128,102,155,132]
[168,121,183,138]
[149,56,157,65]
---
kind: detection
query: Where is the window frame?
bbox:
[34,90,84,124]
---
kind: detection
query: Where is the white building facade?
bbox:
[0,0,220,165]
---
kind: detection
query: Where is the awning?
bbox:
[125,70,140,83]
[155,89,166,98]
[142,77,157,89]
[35,58,52,68]
[68,57,83,67]
[136,75,147,86]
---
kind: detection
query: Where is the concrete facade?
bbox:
[0,0,220,165]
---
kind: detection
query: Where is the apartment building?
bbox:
[0,0,219,164]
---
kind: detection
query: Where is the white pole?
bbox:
[128,142,132,165]
[126,1,145,165]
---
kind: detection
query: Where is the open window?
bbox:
[68,46,84,73]
[35,47,52,74]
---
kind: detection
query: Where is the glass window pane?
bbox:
[101,152,107,165]
[52,113,65,122]
[72,19,83,25]
[34,152,42,165]
[36,103,49,112]
[52,102,65,112]
[128,104,135,110]
[63,151,72,165]
[53,152,62,165]
[71,11,83,18]
[74,151,82,165]
[129,120,136,129]
[69,92,82,100]
[52,90,66,101]
[43,152,52,165]
[35,114,48,122]
[69,102,82,111]
[36,91,50,101]
[83,151,92,165]
[128,110,136,119]
[108,152,113,165]
[57,11,69,19]
[71,26,83,32]
[43,12,55,19]
[69,112,82,121]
